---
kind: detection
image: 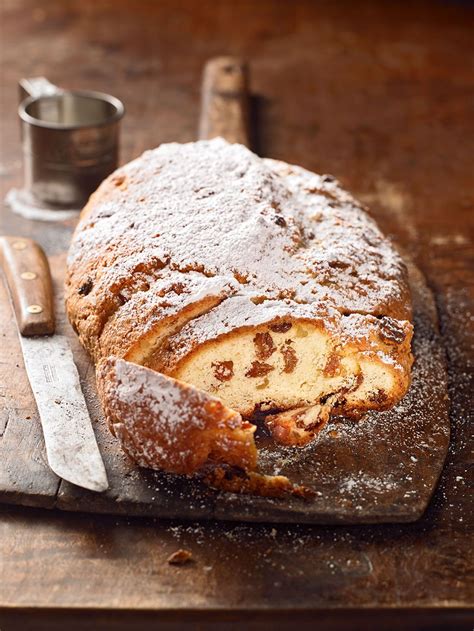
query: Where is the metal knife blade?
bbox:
[19,334,109,492]
[0,236,108,492]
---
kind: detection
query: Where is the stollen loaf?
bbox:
[66,138,413,485]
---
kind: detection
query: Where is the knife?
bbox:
[0,236,108,492]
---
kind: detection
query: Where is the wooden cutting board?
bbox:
[0,59,450,524]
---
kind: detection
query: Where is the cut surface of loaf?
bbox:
[151,296,412,444]
[66,138,413,473]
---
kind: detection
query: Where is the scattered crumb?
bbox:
[167,548,194,565]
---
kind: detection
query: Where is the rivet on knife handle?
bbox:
[199,56,250,147]
[0,236,55,336]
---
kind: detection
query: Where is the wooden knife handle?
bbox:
[0,236,55,336]
[199,56,250,147]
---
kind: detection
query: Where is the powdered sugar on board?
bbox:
[5,188,79,221]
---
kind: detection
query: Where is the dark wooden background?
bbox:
[0,1,473,629]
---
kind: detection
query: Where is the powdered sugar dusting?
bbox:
[98,358,256,475]
[66,138,411,360]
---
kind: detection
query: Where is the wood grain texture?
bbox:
[1,609,473,631]
[0,0,472,622]
[199,56,250,145]
[0,236,55,336]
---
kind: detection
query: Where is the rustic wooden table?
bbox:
[0,1,472,629]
